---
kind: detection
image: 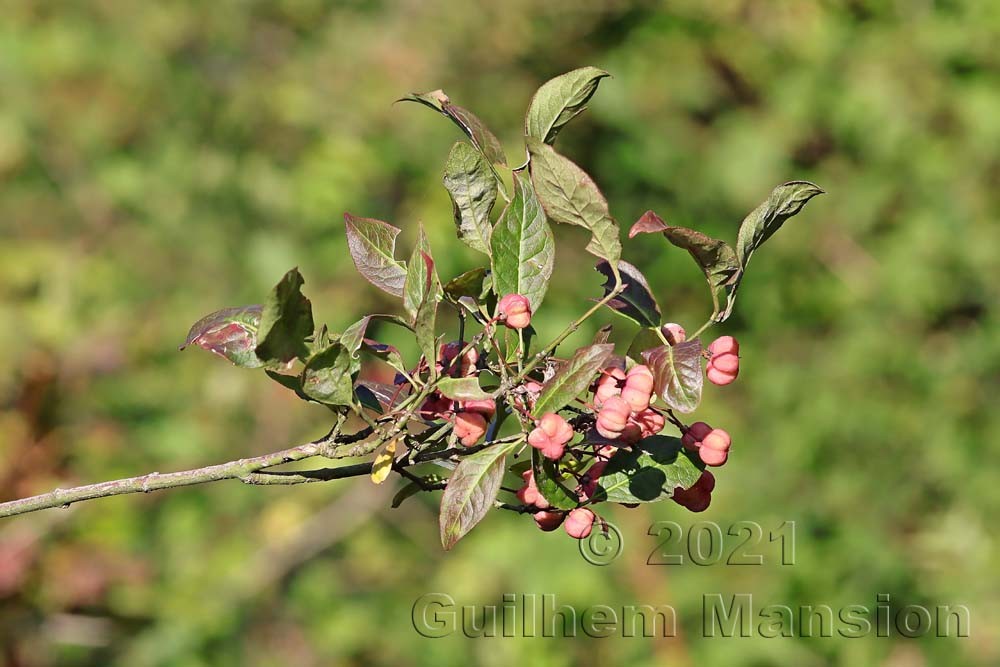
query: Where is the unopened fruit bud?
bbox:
[419,393,453,420]
[680,421,712,450]
[534,510,565,532]
[633,409,665,438]
[527,412,574,460]
[564,508,596,539]
[595,396,631,440]
[710,352,739,374]
[708,335,739,356]
[662,322,687,345]
[453,412,487,447]
[517,470,550,509]
[462,398,496,420]
[621,365,654,412]
[498,294,532,330]
[706,365,737,386]
[699,446,728,467]
[672,484,712,512]
[701,428,731,452]
[593,367,626,407]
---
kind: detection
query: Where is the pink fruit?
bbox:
[621,365,654,412]
[710,352,740,374]
[564,508,596,539]
[517,470,550,509]
[632,409,665,438]
[706,365,737,386]
[681,421,713,450]
[533,510,565,532]
[662,322,687,345]
[699,446,728,467]
[419,393,453,420]
[498,294,532,329]
[462,398,496,420]
[708,335,739,356]
[593,367,626,407]
[438,341,479,377]
[595,396,631,440]
[701,429,731,452]
[528,412,574,460]
[453,412,487,447]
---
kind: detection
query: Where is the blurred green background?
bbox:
[1,1,998,665]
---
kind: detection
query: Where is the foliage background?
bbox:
[1,1,998,665]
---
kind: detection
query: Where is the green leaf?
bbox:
[181,305,263,368]
[445,103,508,168]
[400,90,507,167]
[361,340,407,375]
[404,225,441,367]
[626,327,663,364]
[490,170,555,311]
[340,313,411,375]
[525,66,610,145]
[392,474,445,508]
[593,436,704,504]
[526,138,621,264]
[437,376,493,402]
[255,269,314,365]
[629,210,740,319]
[642,340,703,414]
[343,213,408,297]
[531,449,579,510]
[443,267,488,303]
[533,343,614,417]
[300,342,354,406]
[722,181,824,321]
[595,260,661,327]
[735,181,825,268]
[443,142,497,256]
[592,324,614,345]
[265,369,312,401]
[439,440,518,549]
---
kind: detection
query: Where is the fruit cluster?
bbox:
[483,294,744,539]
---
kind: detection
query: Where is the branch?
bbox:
[0,426,372,520]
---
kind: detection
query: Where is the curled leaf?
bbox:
[595,260,661,327]
[630,210,739,318]
[404,226,442,368]
[525,67,610,145]
[255,269,314,365]
[722,181,824,321]
[181,305,263,368]
[301,342,354,407]
[400,90,507,166]
[443,267,489,303]
[531,449,579,510]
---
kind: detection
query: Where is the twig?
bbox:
[0,426,370,519]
